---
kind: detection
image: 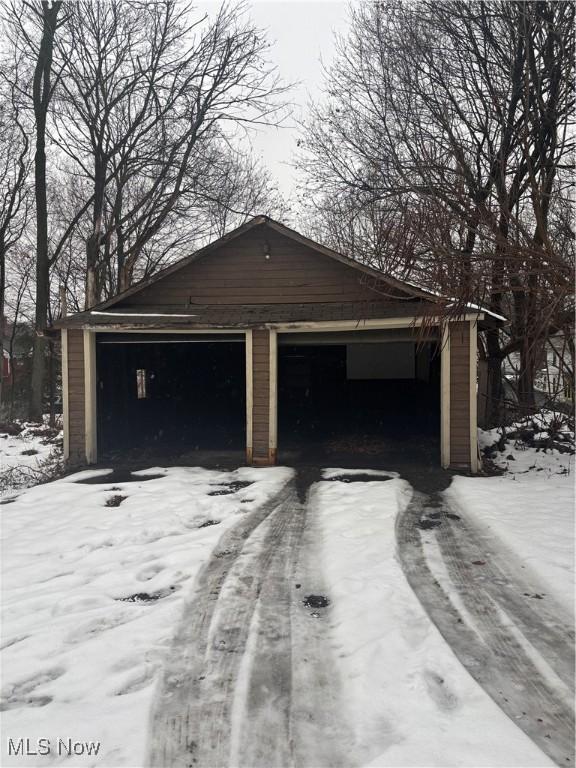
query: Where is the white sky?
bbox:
[199,1,349,207]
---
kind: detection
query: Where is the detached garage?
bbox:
[277,330,441,456]
[55,216,491,472]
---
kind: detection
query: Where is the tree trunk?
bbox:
[119,261,133,292]
[85,158,107,308]
[517,338,538,411]
[115,181,125,294]
[8,319,18,421]
[484,327,504,427]
[0,237,5,412]
[30,97,49,421]
[29,0,62,422]
[85,232,100,309]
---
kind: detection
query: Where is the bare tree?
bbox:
[0,0,288,421]
[52,0,287,307]
[0,60,31,408]
[299,0,574,423]
[3,245,34,418]
[5,0,66,421]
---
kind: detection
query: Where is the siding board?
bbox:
[67,329,86,464]
[251,329,271,462]
[449,321,471,467]
[118,229,406,308]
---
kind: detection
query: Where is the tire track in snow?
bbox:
[147,473,352,768]
[232,474,354,768]
[229,497,303,768]
[146,480,295,768]
[287,481,356,768]
[439,498,575,693]
[396,489,575,768]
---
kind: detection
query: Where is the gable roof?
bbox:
[93,215,441,312]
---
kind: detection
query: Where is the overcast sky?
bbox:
[199,1,349,206]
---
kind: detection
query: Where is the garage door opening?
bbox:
[277,330,441,461]
[96,333,245,459]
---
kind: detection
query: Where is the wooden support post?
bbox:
[469,319,479,473]
[250,329,275,465]
[61,329,69,460]
[447,321,473,471]
[441,323,450,469]
[269,329,277,464]
[83,330,97,464]
[245,330,253,463]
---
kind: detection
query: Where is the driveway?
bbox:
[147,469,574,768]
[397,488,574,768]
[147,471,354,768]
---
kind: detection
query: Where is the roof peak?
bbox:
[78,216,442,315]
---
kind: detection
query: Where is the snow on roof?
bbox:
[462,302,507,322]
[401,279,508,322]
[90,311,197,318]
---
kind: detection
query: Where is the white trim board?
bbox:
[79,328,245,335]
[269,330,278,457]
[67,313,484,334]
[245,330,253,460]
[440,324,451,469]
[469,319,479,473]
[61,329,70,460]
[266,315,483,333]
[83,330,97,465]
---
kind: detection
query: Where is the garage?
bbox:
[55,216,487,472]
[96,333,246,460]
[277,330,440,461]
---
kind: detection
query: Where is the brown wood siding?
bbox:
[120,230,407,307]
[67,329,86,464]
[251,329,271,462]
[449,322,471,467]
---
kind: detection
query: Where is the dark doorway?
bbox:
[97,334,245,459]
[277,332,440,463]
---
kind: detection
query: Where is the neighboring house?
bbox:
[1,320,34,392]
[2,349,11,384]
[53,216,501,472]
[503,333,574,405]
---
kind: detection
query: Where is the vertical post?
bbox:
[245,329,253,463]
[440,322,451,469]
[61,329,69,460]
[250,329,273,465]
[469,318,479,473]
[269,329,277,463]
[83,330,97,464]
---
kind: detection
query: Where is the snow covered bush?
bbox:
[0,419,63,494]
[480,409,574,475]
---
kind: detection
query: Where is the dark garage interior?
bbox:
[97,333,246,459]
[277,330,441,460]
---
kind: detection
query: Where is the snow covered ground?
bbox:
[0,421,63,494]
[1,451,572,767]
[313,470,556,767]
[449,440,574,618]
[1,466,292,767]
[478,410,573,475]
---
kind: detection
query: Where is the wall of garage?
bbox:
[118,229,408,307]
[64,329,86,464]
[449,321,473,468]
[64,321,476,470]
